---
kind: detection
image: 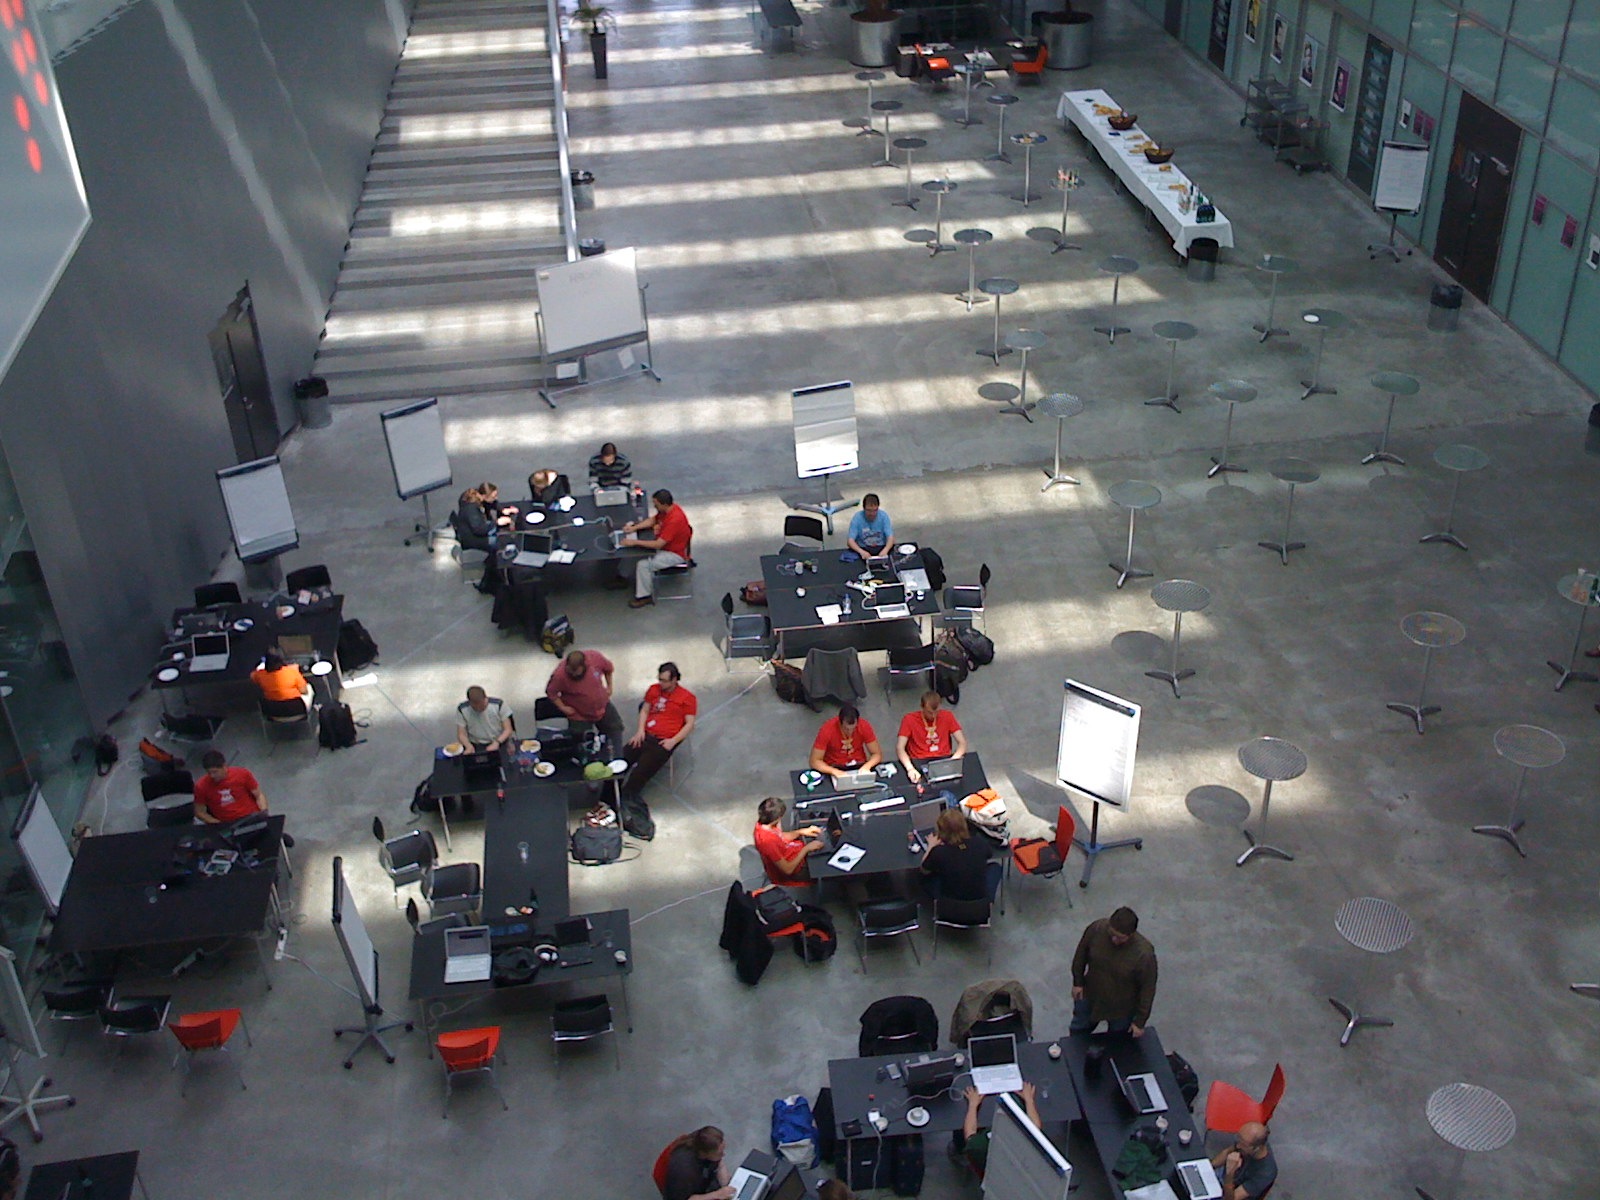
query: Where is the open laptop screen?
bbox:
[873,583,906,608]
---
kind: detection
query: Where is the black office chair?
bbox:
[423,860,482,920]
[374,817,437,905]
[405,896,467,937]
[284,564,332,595]
[141,771,194,804]
[720,593,774,671]
[99,994,173,1059]
[146,799,195,828]
[943,563,991,631]
[550,995,619,1073]
[963,1010,1027,1046]
[883,643,937,706]
[931,896,992,963]
[193,582,242,608]
[782,514,825,551]
[258,696,312,747]
[855,898,923,972]
[41,979,114,1054]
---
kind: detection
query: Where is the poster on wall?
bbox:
[1331,59,1352,112]
[1300,36,1319,87]
[1245,0,1260,44]
[1414,108,1434,143]
[1345,34,1395,195]
[1271,15,1287,63]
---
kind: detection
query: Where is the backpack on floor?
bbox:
[160,712,224,741]
[541,614,574,656]
[570,823,622,865]
[741,581,768,606]
[318,702,358,750]
[770,660,810,706]
[955,627,994,668]
[792,903,837,961]
[410,777,440,814]
[620,794,655,841]
[337,619,379,671]
[771,1094,820,1167]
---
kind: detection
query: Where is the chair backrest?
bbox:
[170,1009,238,1051]
[146,799,195,828]
[533,696,566,722]
[861,899,919,931]
[194,582,242,608]
[965,1011,1024,1043]
[935,896,991,927]
[437,1026,499,1071]
[1052,806,1076,858]
[553,995,612,1035]
[259,696,309,722]
[720,592,735,620]
[783,515,824,544]
[889,643,938,671]
[101,999,167,1034]
[652,1144,675,1196]
[1024,44,1047,69]
[381,827,436,876]
[1261,1063,1287,1120]
[285,564,332,593]
[978,563,992,589]
[141,771,194,803]
[43,981,110,1015]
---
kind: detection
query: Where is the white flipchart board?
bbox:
[331,857,378,1008]
[791,380,859,479]
[380,398,453,501]
[1374,141,1429,213]
[536,246,646,359]
[981,1093,1072,1200]
[217,457,298,562]
[10,783,72,917]
[1057,679,1141,812]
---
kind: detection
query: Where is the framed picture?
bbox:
[1300,35,1319,87]
[1245,0,1260,44]
[1271,15,1287,63]
[1330,58,1352,112]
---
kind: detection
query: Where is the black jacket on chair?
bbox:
[719,882,774,986]
[857,995,939,1057]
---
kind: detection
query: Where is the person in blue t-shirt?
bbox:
[846,493,895,557]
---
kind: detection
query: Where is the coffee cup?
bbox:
[614,949,628,966]
[1178,1129,1193,1146]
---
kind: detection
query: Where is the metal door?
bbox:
[210,283,279,464]
[1434,93,1519,302]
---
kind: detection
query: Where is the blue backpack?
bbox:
[771,1094,819,1167]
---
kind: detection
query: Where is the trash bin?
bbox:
[1188,237,1219,282]
[570,169,595,212]
[578,238,606,257]
[1586,402,1600,457]
[1039,11,1093,70]
[1428,282,1463,331]
[293,376,331,430]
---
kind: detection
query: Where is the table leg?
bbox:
[1094,276,1129,342]
[1145,611,1195,697]
[1041,417,1079,490]
[1570,983,1600,1000]
[1421,472,1470,550]
[1386,645,1441,734]
[1327,995,1395,1046]
[1362,395,1406,466]
[1238,780,1293,864]
[1258,482,1305,562]
[1110,509,1150,588]
[1546,603,1598,690]
[1472,766,1529,856]
[1209,403,1247,477]
[873,112,894,166]
[980,295,1011,362]
[1000,347,1035,420]
[620,971,634,1033]
[928,193,953,256]
[895,152,918,209]
[988,108,1011,163]
[1301,328,1336,398]
[1253,274,1287,341]
[1145,339,1181,410]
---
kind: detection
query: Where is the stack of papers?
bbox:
[816,605,842,625]
[549,549,577,564]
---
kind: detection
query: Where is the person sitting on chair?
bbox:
[809,703,881,777]
[619,662,696,800]
[251,648,311,711]
[660,1125,734,1200]
[193,749,269,825]
[589,441,632,487]
[920,806,992,901]
[959,1082,1041,1180]
[753,797,822,887]
[528,468,569,506]
[455,686,513,753]
[619,489,693,609]
[545,649,624,754]
[896,691,968,783]
[1211,1121,1277,1200]
[846,492,895,557]
[456,483,514,594]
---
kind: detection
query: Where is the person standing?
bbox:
[193,750,269,825]
[620,662,696,800]
[896,691,968,783]
[545,648,624,754]
[809,704,881,776]
[619,489,693,608]
[1211,1122,1277,1200]
[846,493,895,557]
[455,686,514,752]
[1070,906,1158,1037]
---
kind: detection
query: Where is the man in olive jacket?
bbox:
[1070,906,1158,1037]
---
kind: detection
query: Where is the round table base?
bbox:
[1328,996,1393,1046]
[1027,226,1081,253]
[1471,817,1526,858]
[1386,700,1441,735]
[1209,456,1248,478]
[1237,828,1294,866]
[1145,665,1195,695]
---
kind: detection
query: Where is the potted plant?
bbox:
[1035,0,1093,70]
[565,3,618,79]
[848,0,901,69]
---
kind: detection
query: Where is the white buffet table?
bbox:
[1056,89,1234,258]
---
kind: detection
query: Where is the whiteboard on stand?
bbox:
[217,457,298,562]
[380,398,453,501]
[536,247,646,359]
[791,380,859,479]
[1057,679,1140,812]
[1374,141,1429,213]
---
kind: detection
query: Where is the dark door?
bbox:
[1164,0,1183,37]
[1434,93,1519,301]
[210,283,279,464]
[1207,0,1232,69]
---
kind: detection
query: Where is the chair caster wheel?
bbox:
[343,1061,353,1069]
[405,1023,415,1032]
[334,1031,343,1038]
[67,1098,76,1107]
[385,1055,396,1064]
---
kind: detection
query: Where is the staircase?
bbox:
[313,0,573,404]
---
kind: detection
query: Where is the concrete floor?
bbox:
[42,1,1600,1196]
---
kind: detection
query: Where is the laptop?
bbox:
[443,925,493,983]
[513,530,554,568]
[724,1167,771,1200]
[909,798,943,851]
[832,769,880,793]
[968,1033,1025,1095]
[278,634,315,665]
[1110,1054,1169,1115]
[864,555,892,575]
[922,757,965,784]
[869,582,911,620]
[592,484,629,507]
[462,750,503,789]
[1175,1158,1223,1200]
[188,632,231,672]
[806,808,846,856]
[905,1055,961,1099]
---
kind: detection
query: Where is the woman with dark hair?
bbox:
[753,797,822,887]
[920,806,991,901]
[251,647,311,709]
[589,441,631,486]
[455,483,512,594]
[661,1125,733,1200]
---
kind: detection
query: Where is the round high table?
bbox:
[1547,571,1600,690]
[1386,611,1466,734]
[1146,321,1197,411]
[1207,380,1256,477]
[1027,167,1083,254]
[1414,1084,1515,1200]
[1001,330,1046,421]
[953,229,993,309]
[1299,308,1345,398]
[1252,255,1297,342]
[1475,723,1564,857]
[1236,736,1305,866]
[953,62,984,126]
[892,137,927,209]
[1038,393,1084,490]
[1093,256,1139,344]
[921,179,957,255]
[985,93,1018,162]
[977,278,1019,363]
[1420,444,1489,551]
[870,100,903,166]
[1010,132,1047,206]
[1145,579,1210,697]
[850,71,885,135]
[1365,370,1419,466]
[1107,481,1161,589]
[1330,897,1415,1046]
[1259,457,1318,563]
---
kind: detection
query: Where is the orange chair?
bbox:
[168,1008,251,1095]
[1009,42,1048,83]
[436,1026,509,1117]
[1204,1063,1286,1134]
[1008,806,1077,911]
[651,1142,675,1196]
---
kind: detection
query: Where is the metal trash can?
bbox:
[1428,283,1463,331]
[1188,237,1219,282]
[1586,402,1600,457]
[570,169,595,212]
[1039,12,1093,70]
[578,238,606,257]
[293,376,331,429]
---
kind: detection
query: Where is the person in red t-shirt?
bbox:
[619,488,693,607]
[544,648,624,753]
[621,662,697,805]
[896,691,968,783]
[192,749,269,825]
[753,796,822,887]
[809,704,882,777]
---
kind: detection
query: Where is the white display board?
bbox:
[380,398,453,501]
[0,946,44,1060]
[1057,679,1141,813]
[331,857,378,1007]
[1374,141,1429,213]
[982,1093,1072,1200]
[536,246,646,359]
[10,783,72,916]
[216,457,298,562]
[791,380,859,479]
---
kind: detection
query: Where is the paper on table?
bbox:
[828,843,866,871]
[816,605,842,625]
[548,549,577,564]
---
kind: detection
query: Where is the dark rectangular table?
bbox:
[759,551,938,658]
[828,1040,1082,1140]
[25,1151,148,1200]
[153,595,343,693]
[499,492,652,571]
[49,817,286,961]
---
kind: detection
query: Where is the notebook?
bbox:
[443,925,493,983]
[188,632,231,672]
[513,530,554,568]
[922,757,965,784]
[869,582,910,620]
[1110,1055,1169,1114]
[969,1033,1025,1095]
[1175,1158,1223,1200]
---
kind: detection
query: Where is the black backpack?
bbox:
[753,886,803,930]
[620,794,655,841]
[955,627,994,668]
[1166,1051,1200,1110]
[918,547,947,593]
[888,1133,925,1196]
[792,903,837,961]
[570,824,622,864]
[318,702,358,750]
[338,619,379,671]
[410,777,440,814]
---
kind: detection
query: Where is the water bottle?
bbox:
[842,591,852,617]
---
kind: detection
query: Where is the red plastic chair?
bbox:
[168,1008,250,1095]
[1204,1063,1286,1134]
[436,1026,509,1117]
[651,1143,674,1196]
[1007,806,1077,911]
[1009,42,1048,83]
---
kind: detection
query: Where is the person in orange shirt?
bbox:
[809,704,881,777]
[896,691,968,783]
[251,649,310,710]
[619,489,692,608]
